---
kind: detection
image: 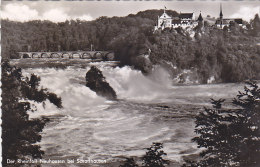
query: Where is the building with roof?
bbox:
[215,4,244,29]
[156,8,173,30]
[154,7,202,31]
[173,12,197,28]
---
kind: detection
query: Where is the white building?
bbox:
[154,8,201,31]
[174,13,197,28]
[155,8,172,30]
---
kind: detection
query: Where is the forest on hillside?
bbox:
[2,9,260,83]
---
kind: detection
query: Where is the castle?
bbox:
[154,5,244,31]
[154,7,203,31]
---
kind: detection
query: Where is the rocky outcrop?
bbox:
[85,66,117,100]
[133,54,153,74]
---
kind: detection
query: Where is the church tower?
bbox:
[219,3,223,28]
[198,11,203,22]
[219,3,223,20]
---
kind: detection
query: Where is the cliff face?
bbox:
[85,66,117,100]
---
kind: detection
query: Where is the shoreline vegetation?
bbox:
[1,61,63,166]
[2,9,260,84]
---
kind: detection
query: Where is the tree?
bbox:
[183,81,260,167]
[1,61,62,166]
[119,142,169,167]
[120,158,139,167]
[142,143,169,167]
[251,14,260,36]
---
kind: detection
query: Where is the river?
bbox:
[12,59,244,166]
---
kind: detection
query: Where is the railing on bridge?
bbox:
[18,51,115,60]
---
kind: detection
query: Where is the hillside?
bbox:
[2,9,260,83]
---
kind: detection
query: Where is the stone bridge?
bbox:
[18,51,115,60]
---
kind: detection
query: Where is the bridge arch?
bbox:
[61,53,70,59]
[32,53,41,58]
[41,53,49,58]
[93,52,103,59]
[104,52,115,61]
[72,53,80,59]
[81,52,92,59]
[22,53,31,58]
[50,53,61,58]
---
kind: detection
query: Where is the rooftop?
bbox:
[159,12,172,19]
[179,13,193,19]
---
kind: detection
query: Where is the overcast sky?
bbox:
[1,1,260,22]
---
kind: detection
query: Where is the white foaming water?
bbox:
[24,67,108,118]
[101,66,174,103]
[22,64,243,166]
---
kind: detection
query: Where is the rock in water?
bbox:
[85,66,117,100]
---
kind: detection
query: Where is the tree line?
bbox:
[2,10,260,83]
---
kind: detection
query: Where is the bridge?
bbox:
[18,51,115,60]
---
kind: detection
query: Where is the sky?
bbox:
[1,1,260,23]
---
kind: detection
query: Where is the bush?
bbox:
[120,142,169,167]
[142,142,169,167]
[119,158,139,167]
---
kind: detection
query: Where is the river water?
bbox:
[16,60,244,166]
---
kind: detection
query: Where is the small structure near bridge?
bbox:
[18,51,115,60]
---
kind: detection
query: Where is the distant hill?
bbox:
[131,9,179,20]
